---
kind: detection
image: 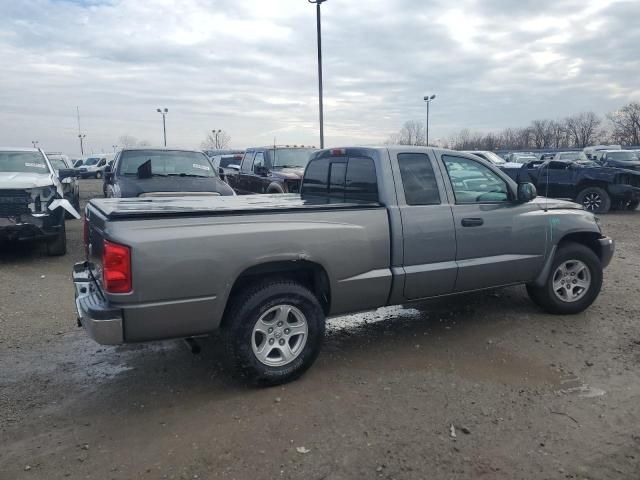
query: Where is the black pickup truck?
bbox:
[502,159,640,212]
[225,146,316,194]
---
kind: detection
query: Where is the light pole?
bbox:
[157,108,168,146]
[112,144,118,153]
[212,129,222,149]
[423,94,436,146]
[78,134,86,155]
[32,140,39,149]
[309,0,326,149]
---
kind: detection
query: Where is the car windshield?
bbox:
[0,151,51,174]
[482,152,505,165]
[84,157,100,166]
[607,151,638,161]
[271,148,315,168]
[118,150,215,177]
[558,152,581,161]
[512,155,537,163]
[220,156,241,168]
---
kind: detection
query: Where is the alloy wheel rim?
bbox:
[251,305,308,367]
[582,192,601,211]
[552,260,591,303]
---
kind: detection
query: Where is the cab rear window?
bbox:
[302,157,378,202]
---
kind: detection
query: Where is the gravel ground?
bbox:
[1,180,639,480]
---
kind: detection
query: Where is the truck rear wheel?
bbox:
[222,279,325,386]
[526,242,602,315]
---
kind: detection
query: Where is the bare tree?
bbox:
[564,112,601,148]
[201,130,231,150]
[386,120,427,146]
[608,102,640,146]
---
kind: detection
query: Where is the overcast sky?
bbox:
[0,0,638,155]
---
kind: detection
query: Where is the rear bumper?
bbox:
[73,262,124,345]
[598,236,615,269]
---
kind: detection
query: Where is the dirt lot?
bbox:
[1,180,639,480]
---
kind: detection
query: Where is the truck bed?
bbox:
[91,194,382,220]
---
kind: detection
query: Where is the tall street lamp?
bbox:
[32,140,39,149]
[78,134,86,155]
[212,129,222,149]
[157,108,168,146]
[423,94,436,146]
[112,144,118,153]
[309,0,327,149]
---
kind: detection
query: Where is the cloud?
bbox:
[0,0,638,154]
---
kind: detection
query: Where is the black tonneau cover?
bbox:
[90,193,382,219]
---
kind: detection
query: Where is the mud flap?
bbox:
[49,198,81,219]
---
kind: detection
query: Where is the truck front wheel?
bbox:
[526,242,602,315]
[222,280,325,386]
[576,187,611,213]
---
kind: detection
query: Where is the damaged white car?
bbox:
[0,148,80,256]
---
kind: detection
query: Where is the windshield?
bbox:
[271,148,315,168]
[118,150,216,177]
[482,152,505,165]
[607,151,638,161]
[85,157,100,166]
[0,151,51,174]
[558,152,581,161]
[512,155,537,164]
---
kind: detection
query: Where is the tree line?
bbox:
[387,101,640,151]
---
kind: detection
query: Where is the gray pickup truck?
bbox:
[74,147,614,385]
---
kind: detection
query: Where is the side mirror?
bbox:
[104,165,112,174]
[104,165,114,182]
[517,182,537,203]
[255,165,268,177]
[57,168,78,180]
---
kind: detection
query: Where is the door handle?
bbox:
[461,218,484,227]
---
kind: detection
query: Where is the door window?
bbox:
[252,152,265,172]
[241,152,255,173]
[398,153,440,205]
[442,155,509,203]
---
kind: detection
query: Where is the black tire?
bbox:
[46,217,67,256]
[526,242,602,315]
[222,279,325,386]
[575,187,611,213]
[96,171,102,179]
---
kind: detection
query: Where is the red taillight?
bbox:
[102,240,132,294]
[331,148,346,156]
[83,215,89,257]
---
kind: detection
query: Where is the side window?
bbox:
[99,159,106,167]
[442,155,509,204]
[241,152,255,173]
[548,161,568,170]
[398,153,440,205]
[252,152,265,172]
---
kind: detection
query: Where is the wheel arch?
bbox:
[266,182,285,193]
[533,231,605,287]
[221,260,331,327]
